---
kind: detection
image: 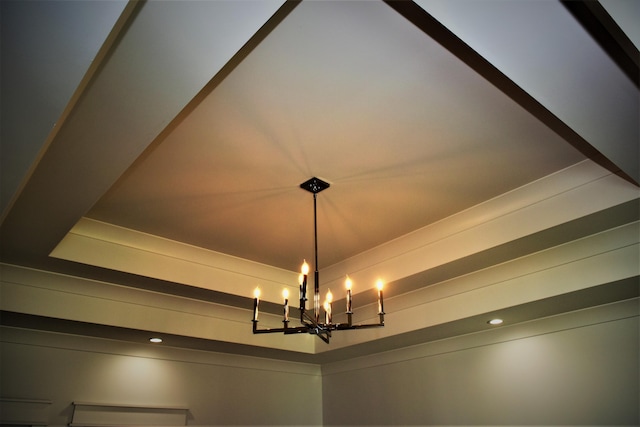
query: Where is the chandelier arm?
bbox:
[303,310,332,342]
[335,320,385,330]
[252,321,287,334]
[317,330,330,344]
[302,309,322,329]
[253,320,311,335]
[253,318,383,334]
[283,326,313,335]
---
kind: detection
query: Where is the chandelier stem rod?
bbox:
[313,193,318,271]
[313,192,320,324]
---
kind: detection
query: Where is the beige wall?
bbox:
[0,328,323,426]
[1,298,637,426]
[322,299,639,425]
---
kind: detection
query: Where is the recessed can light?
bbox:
[488,318,503,325]
[149,337,163,343]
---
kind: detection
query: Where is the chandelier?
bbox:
[252,177,385,343]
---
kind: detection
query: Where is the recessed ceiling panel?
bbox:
[87,0,584,271]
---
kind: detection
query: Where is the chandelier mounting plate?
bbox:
[300,177,330,194]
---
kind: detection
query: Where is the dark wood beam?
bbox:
[383,0,638,186]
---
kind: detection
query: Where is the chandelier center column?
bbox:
[313,192,320,324]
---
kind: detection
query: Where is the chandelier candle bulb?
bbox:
[253,287,261,321]
[301,260,309,302]
[298,273,304,302]
[324,301,332,324]
[283,289,290,322]
[377,280,385,314]
[314,287,320,324]
[345,276,353,313]
[326,289,333,324]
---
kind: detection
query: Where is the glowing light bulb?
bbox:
[376,280,384,315]
[253,287,261,322]
[283,288,290,322]
[323,300,332,324]
[345,276,353,313]
[301,260,310,275]
[326,289,333,303]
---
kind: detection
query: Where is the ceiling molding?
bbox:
[4,216,636,355]
[320,161,638,294]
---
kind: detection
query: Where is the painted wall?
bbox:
[322,299,639,426]
[2,299,637,426]
[0,328,323,426]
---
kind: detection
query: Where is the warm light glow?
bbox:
[298,273,304,285]
[323,301,330,311]
[283,288,289,299]
[376,280,384,291]
[149,337,162,343]
[326,289,333,303]
[488,318,503,325]
[345,276,352,290]
[301,260,310,275]
[254,287,261,299]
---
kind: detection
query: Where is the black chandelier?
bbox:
[252,177,385,344]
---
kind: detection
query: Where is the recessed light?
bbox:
[149,337,163,343]
[488,318,503,326]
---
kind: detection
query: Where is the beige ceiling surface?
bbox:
[86,0,584,271]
